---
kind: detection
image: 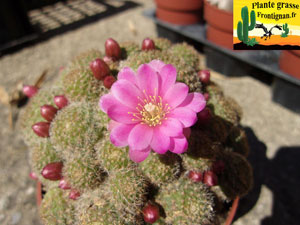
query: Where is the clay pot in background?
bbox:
[279,50,300,79]
[155,0,204,25]
[204,0,233,49]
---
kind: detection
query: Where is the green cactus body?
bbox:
[281,23,289,37]
[20,38,254,225]
[237,6,256,44]
[156,178,215,225]
[106,168,148,224]
[139,152,182,186]
[40,188,75,225]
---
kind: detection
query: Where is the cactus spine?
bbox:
[281,23,289,37]
[237,6,256,44]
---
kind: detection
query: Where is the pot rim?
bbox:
[204,0,233,32]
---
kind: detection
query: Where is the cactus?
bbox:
[21,38,253,225]
[281,23,289,37]
[237,6,256,44]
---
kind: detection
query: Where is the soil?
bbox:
[0,0,300,225]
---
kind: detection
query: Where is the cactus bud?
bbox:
[54,95,69,109]
[203,171,218,186]
[40,105,58,122]
[105,38,121,60]
[197,108,212,124]
[59,177,71,190]
[89,58,110,80]
[69,189,80,200]
[103,55,113,64]
[103,75,116,89]
[32,122,50,137]
[142,38,155,51]
[204,93,210,101]
[213,160,225,174]
[41,162,63,181]
[188,171,203,183]
[198,70,211,84]
[23,85,38,98]
[143,203,160,224]
[29,172,38,180]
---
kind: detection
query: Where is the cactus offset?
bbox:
[20,38,253,225]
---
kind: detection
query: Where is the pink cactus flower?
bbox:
[99,60,206,162]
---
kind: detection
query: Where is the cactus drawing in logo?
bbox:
[237,6,257,46]
[281,23,289,38]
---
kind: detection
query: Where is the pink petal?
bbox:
[99,94,119,113]
[150,127,170,154]
[178,93,206,113]
[163,83,188,109]
[110,123,135,147]
[129,147,151,163]
[137,64,158,96]
[111,79,142,109]
[159,118,183,137]
[168,107,197,127]
[107,104,137,124]
[128,123,153,150]
[159,64,177,97]
[148,60,166,72]
[169,135,188,154]
[108,120,119,131]
[117,67,137,85]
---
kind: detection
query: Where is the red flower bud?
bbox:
[188,171,203,183]
[59,177,71,190]
[143,203,160,224]
[142,38,155,51]
[213,160,225,174]
[103,55,114,65]
[41,162,63,181]
[103,75,116,89]
[198,70,211,84]
[54,95,69,109]
[105,38,121,60]
[69,189,80,200]
[23,85,38,98]
[203,171,218,186]
[90,58,110,80]
[204,93,210,101]
[32,122,50,137]
[197,108,212,124]
[40,105,58,122]
[29,172,38,180]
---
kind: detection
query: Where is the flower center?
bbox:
[129,91,170,127]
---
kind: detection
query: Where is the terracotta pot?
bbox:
[291,50,300,57]
[36,181,42,206]
[36,181,239,224]
[206,25,233,49]
[204,0,233,49]
[279,51,300,79]
[155,0,203,25]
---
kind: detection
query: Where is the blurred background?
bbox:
[0,0,299,224]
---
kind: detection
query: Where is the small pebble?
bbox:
[11,212,22,225]
[0,196,9,211]
[26,187,34,196]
